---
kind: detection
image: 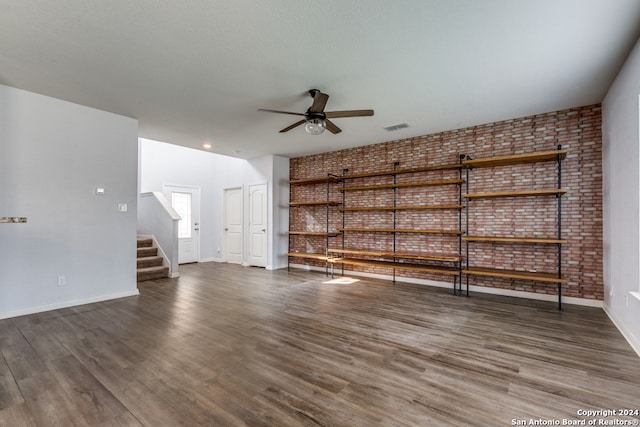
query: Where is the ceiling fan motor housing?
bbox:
[305,112,326,121]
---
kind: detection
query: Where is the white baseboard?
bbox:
[198,257,225,263]
[602,304,640,358]
[0,289,140,320]
[288,263,603,308]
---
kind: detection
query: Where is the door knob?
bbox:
[224,228,229,231]
[261,229,266,232]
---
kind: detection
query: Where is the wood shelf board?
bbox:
[342,164,461,180]
[340,179,464,191]
[328,248,461,262]
[289,201,342,206]
[463,236,567,244]
[463,267,567,283]
[289,176,341,185]
[330,258,460,275]
[463,189,566,199]
[288,231,341,236]
[462,150,567,168]
[338,227,462,235]
[340,205,463,211]
[286,252,329,261]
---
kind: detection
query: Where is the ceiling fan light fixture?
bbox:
[304,118,326,135]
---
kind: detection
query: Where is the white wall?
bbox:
[246,155,290,270]
[602,36,640,355]
[139,139,289,268]
[272,155,290,270]
[139,138,246,262]
[0,84,139,319]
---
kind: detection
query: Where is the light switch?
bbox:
[117,203,128,212]
[96,187,106,195]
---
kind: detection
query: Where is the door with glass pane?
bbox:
[164,185,200,264]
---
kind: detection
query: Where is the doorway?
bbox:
[248,183,268,267]
[223,187,243,264]
[164,185,200,264]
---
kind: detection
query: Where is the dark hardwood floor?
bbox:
[1,263,639,426]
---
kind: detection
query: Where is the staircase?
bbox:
[137,237,170,281]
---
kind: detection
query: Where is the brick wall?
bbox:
[289,104,603,300]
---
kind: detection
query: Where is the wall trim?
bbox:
[199,257,225,263]
[602,304,640,358]
[0,289,140,320]
[289,263,603,308]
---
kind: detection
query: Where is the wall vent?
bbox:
[384,123,410,131]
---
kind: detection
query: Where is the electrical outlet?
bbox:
[57,275,66,286]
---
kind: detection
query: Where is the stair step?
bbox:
[137,247,158,258]
[137,238,153,248]
[137,256,164,269]
[137,266,170,282]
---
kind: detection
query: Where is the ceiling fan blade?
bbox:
[258,108,305,116]
[325,109,374,118]
[324,119,342,134]
[309,92,329,113]
[279,120,306,133]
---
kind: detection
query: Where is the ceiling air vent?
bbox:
[384,123,409,131]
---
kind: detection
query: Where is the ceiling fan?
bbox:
[258,89,374,135]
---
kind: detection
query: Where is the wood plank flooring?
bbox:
[1,262,639,426]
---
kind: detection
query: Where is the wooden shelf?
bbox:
[342,164,461,180]
[463,267,566,283]
[340,205,463,212]
[286,252,330,261]
[330,258,460,275]
[288,231,341,237]
[463,236,567,244]
[328,248,461,262]
[464,189,566,199]
[462,150,567,168]
[340,179,464,191]
[289,201,342,206]
[338,227,462,235]
[289,176,341,185]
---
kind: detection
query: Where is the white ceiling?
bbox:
[2,1,639,159]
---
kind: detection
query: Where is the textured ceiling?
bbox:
[1,0,639,159]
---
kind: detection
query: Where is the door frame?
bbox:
[248,182,269,268]
[163,184,201,264]
[223,186,243,264]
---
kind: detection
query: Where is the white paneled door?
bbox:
[164,185,200,264]
[248,183,268,267]
[223,187,243,264]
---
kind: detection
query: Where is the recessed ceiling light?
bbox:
[202,143,212,149]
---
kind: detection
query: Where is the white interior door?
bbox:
[248,183,268,267]
[164,185,200,264]
[224,187,243,264]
